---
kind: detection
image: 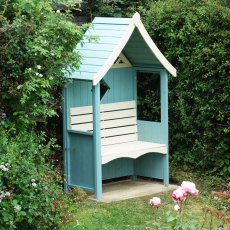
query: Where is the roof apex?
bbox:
[73,13,177,85]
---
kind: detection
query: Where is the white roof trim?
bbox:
[92,12,176,85]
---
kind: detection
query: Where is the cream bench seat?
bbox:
[70,100,167,164]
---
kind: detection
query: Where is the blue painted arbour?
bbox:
[63,12,177,200]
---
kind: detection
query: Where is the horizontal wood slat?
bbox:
[92,24,128,31]
[71,106,92,116]
[71,117,136,131]
[85,29,126,38]
[101,117,136,129]
[71,101,135,115]
[71,109,135,124]
[71,114,93,124]
[101,133,137,146]
[101,101,135,112]
[101,109,136,120]
[101,125,137,138]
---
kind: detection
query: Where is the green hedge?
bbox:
[0,1,87,228]
[140,0,230,176]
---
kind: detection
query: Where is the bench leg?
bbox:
[95,180,102,200]
[163,154,169,186]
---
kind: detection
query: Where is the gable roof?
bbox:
[72,12,177,85]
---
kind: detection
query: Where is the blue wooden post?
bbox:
[63,86,70,192]
[92,83,102,199]
[160,70,169,186]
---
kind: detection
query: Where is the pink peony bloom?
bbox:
[174,204,180,211]
[149,197,161,207]
[181,181,199,195]
[171,187,187,202]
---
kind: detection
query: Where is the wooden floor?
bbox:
[90,178,177,203]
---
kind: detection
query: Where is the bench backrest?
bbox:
[70,101,138,146]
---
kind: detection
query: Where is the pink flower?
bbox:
[171,187,187,202]
[181,181,199,195]
[174,204,180,211]
[149,197,161,207]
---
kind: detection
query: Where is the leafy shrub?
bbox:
[0,0,87,130]
[0,125,81,229]
[0,0,88,228]
[0,126,75,229]
[81,0,155,19]
[140,0,230,177]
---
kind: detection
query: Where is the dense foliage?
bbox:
[140,0,230,176]
[0,0,87,228]
[0,126,73,229]
[0,0,87,129]
[81,0,154,20]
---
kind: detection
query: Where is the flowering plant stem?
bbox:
[153,207,159,230]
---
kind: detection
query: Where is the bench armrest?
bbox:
[67,129,93,136]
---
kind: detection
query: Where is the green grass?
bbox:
[60,172,229,230]
[60,192,229,230]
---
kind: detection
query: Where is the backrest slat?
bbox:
[70,100,138,145]
[101,133,137,146]
[101,108,136,121]
[101,125,137,138]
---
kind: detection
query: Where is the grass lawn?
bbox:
[60,190,229,229]
[60,171,229,230]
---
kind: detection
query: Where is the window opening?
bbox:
[100,79,110,100]
[137,72,161,122]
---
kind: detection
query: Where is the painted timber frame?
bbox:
[63,13,176,200]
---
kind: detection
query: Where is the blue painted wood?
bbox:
[78,64,102,73]
[80,36,122,45]
[93,17,131,25]
[70,71,94,81]
[124,28,161,66]
[134,153,164,179]
[63,86,69,192]
[92,84,102,200]
[79,42,116,51]
[85,28,126,38]
[137,121,166,144]
[101,68,135,104]
[77,50,113,58]
[102,158,134,180]
[160,70,169,186]
[91,24,128,31]
[81,57,107,66]
[66,80,92,108]
[67,129,93,136]
[68,132,94,191]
